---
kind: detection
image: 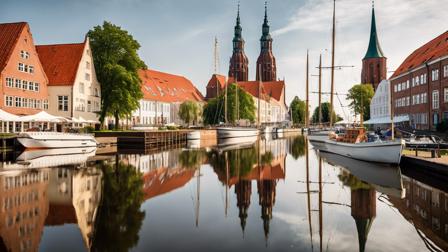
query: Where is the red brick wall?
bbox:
[361,57,387,91]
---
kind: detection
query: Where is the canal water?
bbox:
[0,135,447,252]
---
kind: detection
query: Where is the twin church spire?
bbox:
[229,2,277,82]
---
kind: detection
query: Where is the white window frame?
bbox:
[58,96,69,111]
[79,82,85,94]
[444,65,448,78]
[34,83,39,92]
[6,77,13,87]
[432,69,439,81]
[444,88,448,103]
[433,90,439,109]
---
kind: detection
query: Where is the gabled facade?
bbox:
[36,38,101,123]
[0,22,49,116]
[133,69,204,126]
[390,30,448,130]
[361,6,387,91]
[205,74,226,100]
[369,80,390,120]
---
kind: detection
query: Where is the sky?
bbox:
[1,0,447,119]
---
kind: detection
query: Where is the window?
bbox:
[22,81,28,90]
[15,97,22,107]
[406,80,410,89]
[5,96,13,107]
[407,96,410,106]
[43,100,48,110]
[34,83,39,92]
[398,84,401,92]
[433,90,439,109]
[28,82,34,91]
[394,85,397,93]
[85,73,90,81]
[445,88,448,102]
[20,50,29,59]
[6,77,13,87]
[15,79,22,89]
[29,66,34,74]
[422,93,427,104]
[94,88,99,97]
[58,96,69,111]
[36,100,41,109]
[412,77,415,87]
[79,82,85,94]
[18,63,24,72]
[432,69,439,81]
[87,100,91,112]
[86,61,90,69]
[444,65,448,78]
[415,76,420,86]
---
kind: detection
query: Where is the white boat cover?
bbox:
[364,115,409,125]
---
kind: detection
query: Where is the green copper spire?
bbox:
[363,4,385,59]
[233,1,243,43]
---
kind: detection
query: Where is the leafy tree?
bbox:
[179,149,206,169]
[178,101,201,126]
[289,136,306,159]
[346,84,374,122]
[311,102,341,124]
[290,96,306,125]
[203,83,256,125]
[88,21,147,129]
[92,157,145,252]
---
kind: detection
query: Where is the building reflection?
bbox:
[339,171,376,252]
[209,137,288,239]
[0,169,50,252]
[119,148,205,200]
[389,175,448,251]
[45,166,103,250]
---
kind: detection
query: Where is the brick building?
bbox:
[361,6,387,91]
[390,31,448,130]
[0,22,49,116]
[206,3,287,124]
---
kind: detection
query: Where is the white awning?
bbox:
[20,111,67,123]
[364,115,409,124]
[0,109,21,121]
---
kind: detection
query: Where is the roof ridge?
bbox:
[0,21,27,26]
[36,42,85,47]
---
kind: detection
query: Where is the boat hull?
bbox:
[187,130,201,140]
[217,127,259,139]
[309,135,404,164]
[17,132,97,149]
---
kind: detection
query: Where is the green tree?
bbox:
[178,101,201,126]
[311,102,341,124]
[88,21,147,129]
[289,136,306,159]
[92,157,145,252]
[203,83,256,125]
[346,84,374,122]
[290,96,306,125]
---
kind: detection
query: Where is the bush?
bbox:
[437,119,448,132]
[81,126,95,133]
[166,125,178,130]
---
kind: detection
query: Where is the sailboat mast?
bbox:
[318,157,323,252]
[306,50,310,128]
[225,79,228,124]
[258,64,262,128]
[225,151,229,217]
[196,166,200,227]
[306,138,313,249]
[329,0,336,128]
[318,54,323,126]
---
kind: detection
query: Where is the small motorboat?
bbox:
[217,126,259,139]
[17,132,97,149]
[309,127,405,164]
[187,130,201,140]
[405,135,448,149]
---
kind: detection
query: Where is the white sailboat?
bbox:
[308,0,404,165]
[17,132,97,149]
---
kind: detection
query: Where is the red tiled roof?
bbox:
[36,42,85,86]
[206,74,226,89]
[139,69,204,103]
[45,203,77,226]
[0,22,27,72]
[142,167,195,200]
[391,31,448,78]
[236,80,285,102]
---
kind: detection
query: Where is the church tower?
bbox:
[256,2,277,82]
[229,3,249,82]
[361,4,387,91]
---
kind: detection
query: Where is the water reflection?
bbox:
[0,135,447,251]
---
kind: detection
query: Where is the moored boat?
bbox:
[17,132,97,149]
[187,130,201,140]
[216,126,259,139]
[309,128,405,164]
